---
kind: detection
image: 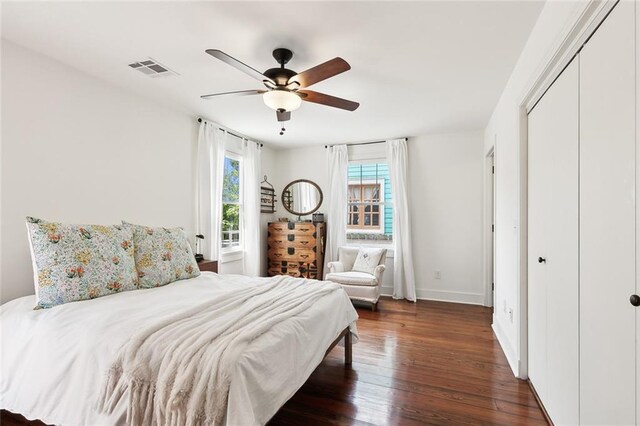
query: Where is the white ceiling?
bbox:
[1,1,544,148]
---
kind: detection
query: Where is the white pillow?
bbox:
[351,248,385,275]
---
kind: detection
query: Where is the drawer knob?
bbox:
[630,294,640,307]
[538,257,546,264]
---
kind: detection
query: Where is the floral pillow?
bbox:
[26,217,139,309]
[123,221,200,288]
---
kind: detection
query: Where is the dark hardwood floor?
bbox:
[270,298,547,425]
[1,298,546,426]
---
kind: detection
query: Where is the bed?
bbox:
[0,272,358,425]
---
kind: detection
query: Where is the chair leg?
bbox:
[371,301,378,312]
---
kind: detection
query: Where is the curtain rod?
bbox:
[197,118,263,147]
[324,137,407,149]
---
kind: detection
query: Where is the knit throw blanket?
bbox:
[96,276,341,426]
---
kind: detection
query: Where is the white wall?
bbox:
[484,1,590,376]
[408,132,484,303]
[269,145,328,223]
[0,40,198,303]
[271,132,484,303]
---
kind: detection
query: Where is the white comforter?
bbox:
[0,273,358,426]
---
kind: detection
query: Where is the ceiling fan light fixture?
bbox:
[263,90,302,112]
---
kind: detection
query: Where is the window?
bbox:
[347,163,392,242]
[348,184,382,229]
[222,155,241,250]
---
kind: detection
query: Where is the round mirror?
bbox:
[282,179,323,216]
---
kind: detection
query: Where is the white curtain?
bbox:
[196,122,226,261]
[325,145,348,278]
[387,138,416,301]
[242,139,261,276]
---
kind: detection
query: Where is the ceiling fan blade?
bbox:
[200,89,266,99]
[205,49,275,85]
[297,90,359,111]
[276,110,291,122]
[288,57,351,88]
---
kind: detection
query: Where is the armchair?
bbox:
[326,247,387,311]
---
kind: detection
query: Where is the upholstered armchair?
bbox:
[326,247,387,311]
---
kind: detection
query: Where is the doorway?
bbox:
[485,147,496,310]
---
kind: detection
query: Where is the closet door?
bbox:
[580,1,636,424]
[528,58,579,424]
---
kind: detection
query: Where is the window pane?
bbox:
[223,157,240,203]
[363,185,374,201]
[372,214,379,226]
[348,185,361,201]
[221,203,240,248]
[371,187,380,201]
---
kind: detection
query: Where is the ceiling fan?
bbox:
[201,48,359,135]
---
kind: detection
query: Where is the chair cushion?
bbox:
[326,271,378,287]
[337,247,359,271]
[352,248,386,275]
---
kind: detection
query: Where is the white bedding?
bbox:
[0,273,358,425]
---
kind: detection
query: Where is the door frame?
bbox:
[514,0,618,379]
[483,145,496,308]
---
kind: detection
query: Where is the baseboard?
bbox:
[527,379,554,425]
[380,286,485,305]
[491,317,519,376]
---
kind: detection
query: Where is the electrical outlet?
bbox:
[434,270,441,279]
[509,308,514,323]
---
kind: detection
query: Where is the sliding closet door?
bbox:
[528,58,579,425]
[580,1,636,424]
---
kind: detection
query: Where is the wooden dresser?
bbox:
[267,221,325,279]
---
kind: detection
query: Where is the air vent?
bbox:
[128,58,178,78]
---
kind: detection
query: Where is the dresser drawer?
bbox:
[267,234,316,248]
[268,247,316,262]
[268,223,317,236]
[268,261,317,278]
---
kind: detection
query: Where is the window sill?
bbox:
[220,249,243,264]
[345,242,395,257]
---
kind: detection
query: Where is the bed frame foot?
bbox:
[344,330,352,365]
[324,327,353,366]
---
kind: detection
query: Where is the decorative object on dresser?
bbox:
[197,259,218,273]
[281,179,323,219]
[268,221,325,279]
[260,175,277,213]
